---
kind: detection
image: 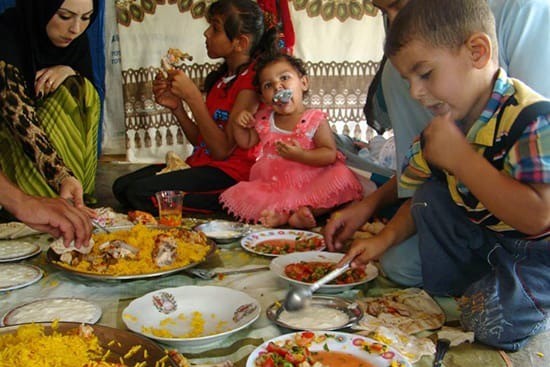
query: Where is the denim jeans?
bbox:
[412,180,550,351]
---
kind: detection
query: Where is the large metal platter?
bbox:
[47,225,216,280]
[0,322,178,366]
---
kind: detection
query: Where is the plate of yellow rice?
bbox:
[122,285,261,347]
[0,321,179,367]
[46,224,216,280]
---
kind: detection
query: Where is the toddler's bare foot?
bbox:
[288,207,317,229]
[259,209,289,228]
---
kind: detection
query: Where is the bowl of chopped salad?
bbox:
[246,330,411,367]
[269,251,378,293]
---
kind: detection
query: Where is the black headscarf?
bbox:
[0,0,98,94]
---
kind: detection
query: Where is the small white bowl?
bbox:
[122,285,260,347]
[266,295,363,331]
[270,251,378,293]
[194,220,251,244]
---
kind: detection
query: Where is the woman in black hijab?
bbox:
[0,0,100,209]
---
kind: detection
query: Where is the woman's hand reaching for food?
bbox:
[35,65,76,97]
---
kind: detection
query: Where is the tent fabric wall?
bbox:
[112,0,385,161]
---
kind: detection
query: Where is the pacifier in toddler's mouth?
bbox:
[272,89,293,104]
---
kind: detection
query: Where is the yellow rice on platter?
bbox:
[56,224,211,275]
[0,323,104,367]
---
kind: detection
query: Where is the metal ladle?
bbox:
[283,260,351,311]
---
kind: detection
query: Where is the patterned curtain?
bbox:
[114,0,384,162]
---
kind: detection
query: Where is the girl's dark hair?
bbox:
[253,52,307,90]
[203,0,279,93]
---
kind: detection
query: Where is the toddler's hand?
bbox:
[235,110,256,128]
[276,139,303,160]
[422,112,472,172]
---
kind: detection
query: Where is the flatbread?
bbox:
[156,151,190,175]
[352,220,386,240]
[160,48,193,74]
[50,237,94,255]
[354,288,445,335]
[94,207,133,227]
[357,326,436,363]
[0,222,39,240]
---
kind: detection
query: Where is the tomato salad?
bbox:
[284,261,367,284]
[254,331,322,367]
[253,236,324,255]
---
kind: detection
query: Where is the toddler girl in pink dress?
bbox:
[220,53,363,228]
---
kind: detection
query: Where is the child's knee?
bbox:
[460,312,546,351]
[459,276,549,351]
[379,236,423,287]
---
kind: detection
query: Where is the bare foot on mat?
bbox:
[288,206,317,229]
[259,209,289,227]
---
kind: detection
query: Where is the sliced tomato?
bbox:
[260,355,275,367]
[266,342,288,357]
[295,331,315,346]
[284,351,306,364]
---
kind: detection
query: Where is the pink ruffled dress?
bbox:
[220,108,363,223]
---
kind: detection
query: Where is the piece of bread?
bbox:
[50,237,94,255]
[156,151,190,175]
[161,48,193,72]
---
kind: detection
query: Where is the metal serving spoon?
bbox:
[283,260,351,311]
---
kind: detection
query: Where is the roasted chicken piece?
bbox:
[152,234,178,267]
[99,240,139,260]
[161,48,193,72]
[127,210,157,225]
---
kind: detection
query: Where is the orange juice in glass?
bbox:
[155,190,185,226]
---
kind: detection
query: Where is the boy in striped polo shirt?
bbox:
[339,0,550,351]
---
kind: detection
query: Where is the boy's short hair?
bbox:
[385,0,497,58]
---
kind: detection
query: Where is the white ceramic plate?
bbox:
[122,285,260,347]
[241,230,325,257]
[0,222,39,240]
[0,241,41,262]
[246,330,412,367]
[0,264,43,292]
[270,251,378,293]
[2,298,102,326]
[266,296,363,331]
